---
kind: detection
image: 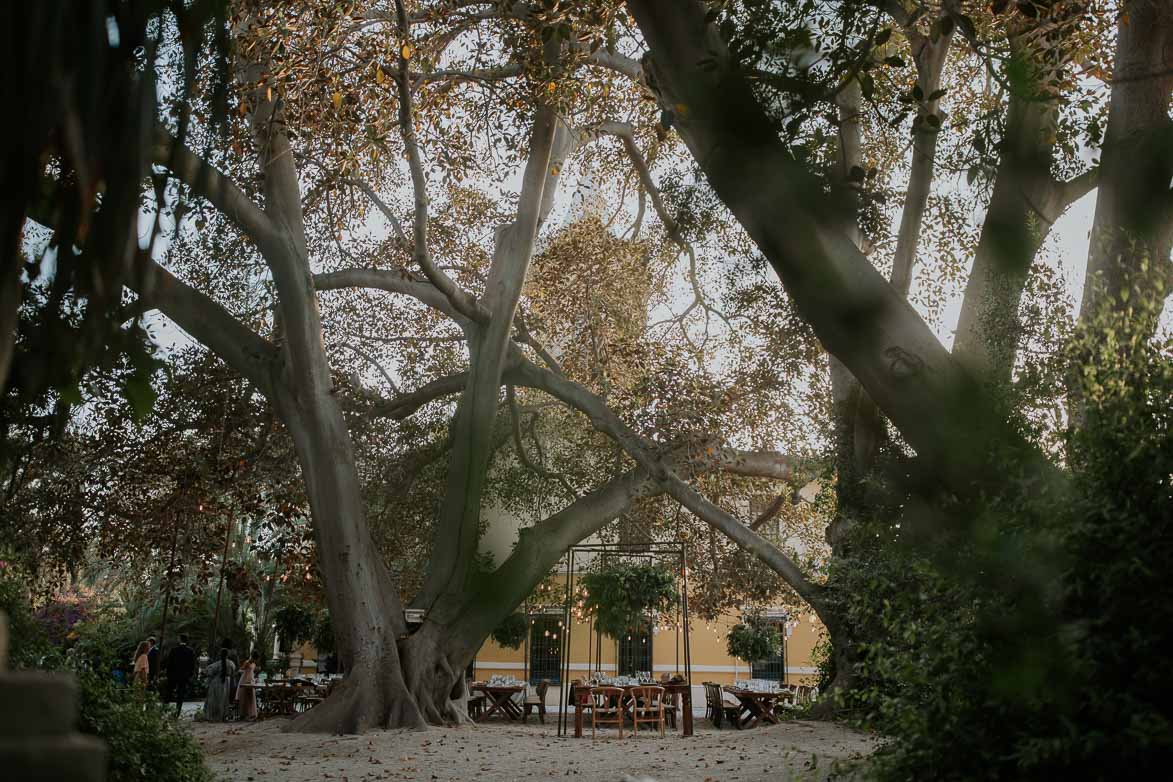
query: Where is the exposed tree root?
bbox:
[284,625,475,733]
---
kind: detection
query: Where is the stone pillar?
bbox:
[0,610,108,781]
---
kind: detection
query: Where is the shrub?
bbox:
[726,615,781,665]
[0,560,55,667]
[831,312,1173,779]
[0,567,211,782]
[78,672,212,782]
[490,613,528,650]
[580,561,678,639]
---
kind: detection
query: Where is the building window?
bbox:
[617,622,652,677]
[528,615,563,685]
[750,617,787,682]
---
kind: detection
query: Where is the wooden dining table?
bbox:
[238,682,326,718]
[569,682,694,737]
[470,683,525,722]
[722,686,783,728]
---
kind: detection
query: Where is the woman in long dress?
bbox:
[235,654,258,720]
[132,641,150,689]
[204,648,237,721]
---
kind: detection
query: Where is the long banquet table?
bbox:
[568,682,694,737]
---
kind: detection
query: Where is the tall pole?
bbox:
[157,508,181,654]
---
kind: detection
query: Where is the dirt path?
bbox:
[192,715,877,781]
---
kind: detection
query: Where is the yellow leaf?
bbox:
[265,86,272,102]
[547,81,557,93]
[401,43,413,60]
[550,164,560,176]
[376,67,385,85]
[332,91,342,109]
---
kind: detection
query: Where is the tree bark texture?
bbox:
[1079,0,1173,329]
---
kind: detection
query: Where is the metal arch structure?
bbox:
[555,541,693,737]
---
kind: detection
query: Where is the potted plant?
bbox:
[489,613,528,650]
[580,561,678,639]
[726,614,781,665]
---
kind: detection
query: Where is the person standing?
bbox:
[146,636,159,690]
[132,641,150,689]
[165,634,197,718]
[235,654,258,720]
[203,647,236,721]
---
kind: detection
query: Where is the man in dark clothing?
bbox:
[146,636,160,689]
[165,635,197,717]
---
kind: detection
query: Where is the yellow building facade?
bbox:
[470,603,824,689]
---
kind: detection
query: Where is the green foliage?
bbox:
[830,313,1173,779]
[489,612,528,650]
[580,561,678,639]
[78,673,211,782]
[0,565,210,782]
[312,609,335,655]
[273,603,316,652]
[0,560,55,667]
[726,614,781,664]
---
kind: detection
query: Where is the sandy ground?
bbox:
[191,713,878,782]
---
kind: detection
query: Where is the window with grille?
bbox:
[750,618,787,681]
[617,622,652,677]
[528,615,563,685]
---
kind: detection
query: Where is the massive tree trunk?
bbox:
[277,395,428,732]
[1078,0,1173,332]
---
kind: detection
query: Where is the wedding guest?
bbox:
[132,641,150,688]
[235,654,258,720]
[203,647,237,721]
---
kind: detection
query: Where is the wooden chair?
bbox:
[658,675,677,729]
[702,681,717,723]
[705,683,741,729]
[627,686,666,737]
[467,693,486,720]
[523,679,550,724]
[589,686,625,739]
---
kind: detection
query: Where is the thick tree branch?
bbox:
[509,354,827,610]
[368,371,467,419]
[313,268,470,325]
[445,466,659,656]
[153,131,276,248]
[393,0,483,323]
[749,494,788,532]
[1047,168,1099,222]
[416,27,560,610]
[506,385,577,500]
[628,0,1043,498]
[594,120,725,331]
[131,255,276,397]
[344,177,409,244]
[889,1,957,296]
